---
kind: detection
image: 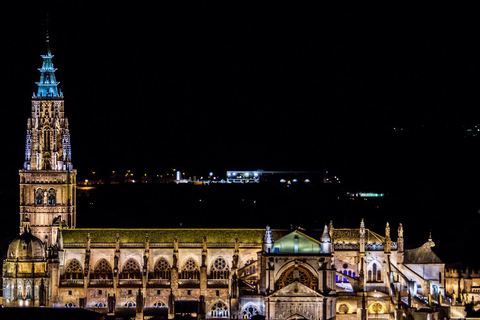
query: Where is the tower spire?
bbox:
[45,13,51,55]
[35,14,61,98]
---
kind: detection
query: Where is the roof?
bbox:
[61,228,289,245]
[333,228,385,244]
[60,226,386,246]
[403,239,443,264]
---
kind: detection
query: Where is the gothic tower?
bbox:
[18,31,76,247]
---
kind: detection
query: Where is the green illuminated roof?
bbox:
[61,228,289,245]
[272,230,321,254]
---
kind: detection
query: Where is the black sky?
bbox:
[2,2,480,189]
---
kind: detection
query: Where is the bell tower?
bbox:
[19,30,76,247]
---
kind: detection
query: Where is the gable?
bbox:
[270,281,323,298]
[272,231,321,254]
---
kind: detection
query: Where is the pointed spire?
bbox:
[263,225,274,253]
[35,14,62,97]
[321,224,331,254]
[45,13,52,56]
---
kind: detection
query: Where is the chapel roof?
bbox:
[403,238,443,264]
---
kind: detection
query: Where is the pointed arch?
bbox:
[241,303,261,319]
[210,257,230,280]
[153,300,168,308]
[180,258,199,280]
[368,261,382,282]
[64,259,83,279]
[120,258,141,279]
[209,300,229,318]
[275,265,318,291]
[154,257,171,280]
[93,259,112,280]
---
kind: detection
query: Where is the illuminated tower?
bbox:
[19,31,76,246]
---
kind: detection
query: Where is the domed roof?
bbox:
[7,229,46,261]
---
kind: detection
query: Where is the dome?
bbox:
[7,230,46,261]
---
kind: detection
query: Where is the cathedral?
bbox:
[1,35,475,320]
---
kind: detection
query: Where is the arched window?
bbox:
[120,259,141,280]
[210,257,230,280]
[47,188,56,206]
[154,301,167,308]
[154,258,171,280]
[339,304,349,314]
[242,304,260,319]
[368,270,372,282]
[180,258,199,280]
[65,301,77,308]
[369,302,384,314]
[35,188,44,205]
[210,301,229,318]
[275,265,317,291]
[65,259,83,279]
[124,301,136,308]
[93,259,113,280]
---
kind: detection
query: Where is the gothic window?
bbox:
[210,257,230,280]
[47,188,56,206]
[95,302,106,308]
[120,258,141,280]
[124,302,136,308]
[276,265,317,291]
[210,301,229,318]
[65,259,83,279]
[93,259,113,280]
[241,304,260,319]
[368,263,382,282]
[180,258,199,280]
[153,301,167,308]
[154,258,171,280]
[35,188,44,205]
[65,302,77,308]
[369,302,384,314]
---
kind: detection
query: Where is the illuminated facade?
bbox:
[2,34,471,320]
[18,32,76,247]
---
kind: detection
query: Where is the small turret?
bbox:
[321,224,331,254]
[263,225,274,253]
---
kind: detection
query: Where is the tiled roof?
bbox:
[61,228,289,245]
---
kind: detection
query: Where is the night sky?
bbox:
[1,3,480,260]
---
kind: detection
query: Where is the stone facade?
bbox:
[2,33,472,320]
